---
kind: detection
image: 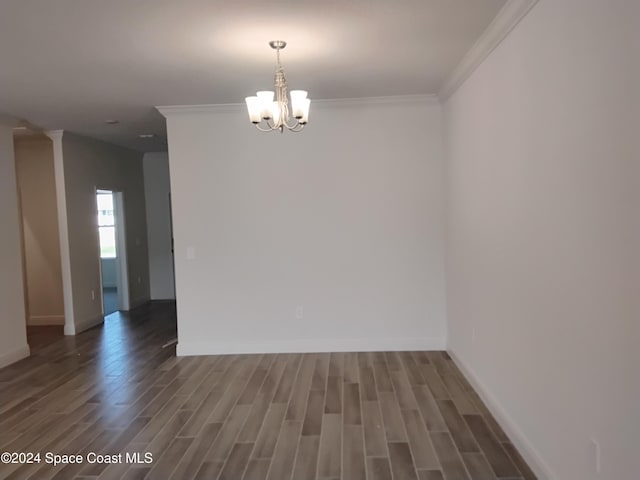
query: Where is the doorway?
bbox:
[96,189,129,315]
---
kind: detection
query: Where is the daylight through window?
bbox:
[97,192,116,258]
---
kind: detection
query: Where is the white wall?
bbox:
[14,135,65,325]
[443,1,640,479]
[143,152,175,299]
[162,96,447,355]
[61,133,150,332]
[0,124,29,367]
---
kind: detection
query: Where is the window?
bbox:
[97,192,116,258]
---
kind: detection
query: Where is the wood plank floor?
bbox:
[0,302,537,480]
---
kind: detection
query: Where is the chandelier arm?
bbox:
[281,116,300,130]
[265,117,280,130]
[287,123,306,133]
[255,123,276,132]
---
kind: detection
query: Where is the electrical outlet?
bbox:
[590,438,601,473]
[137,276,141,284]
[295,306,304,320]
[91,290,95,300]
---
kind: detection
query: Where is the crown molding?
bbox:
[438,0,539,101]
[312,94,440,108]
[157,94,439,117]
[45,129,64,140]
[157,104,241,117]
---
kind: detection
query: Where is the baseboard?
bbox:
[64,322,76,335]
[448,349,556,480]
[0,344,30,369]
[177,336,447,357]
[129,297,150,309]
[28,315,65,326]
[73,314,104,334]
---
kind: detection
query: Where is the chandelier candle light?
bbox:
[245,41,310,133]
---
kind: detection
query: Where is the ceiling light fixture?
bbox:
[245,41,310,133]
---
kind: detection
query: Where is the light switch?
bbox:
[186,246,196,260]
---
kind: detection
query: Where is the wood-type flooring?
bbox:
[0,302,536,480]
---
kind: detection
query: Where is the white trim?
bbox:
[313,95,440,109]
[113,191,131,311]
[157,103,239,116]
[177,336,446,357]
[28,315,65,325]
[129,296,150,310]
[448,349,556,480]
[157,94,439,117]
[74,315,104,334]
[0,344,30,369]
[45,129,75,336]
[438,0,539,100]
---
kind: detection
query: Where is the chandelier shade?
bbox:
[245,41,310,133]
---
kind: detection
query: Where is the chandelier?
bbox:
[245,41,310,133]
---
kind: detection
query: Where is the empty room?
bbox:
[0,1,637,479]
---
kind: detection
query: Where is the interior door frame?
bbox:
[113,191,130,311]
[96,188,130,313]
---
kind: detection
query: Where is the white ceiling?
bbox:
[0,0,506,152]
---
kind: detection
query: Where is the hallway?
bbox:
[103,286,119,315]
